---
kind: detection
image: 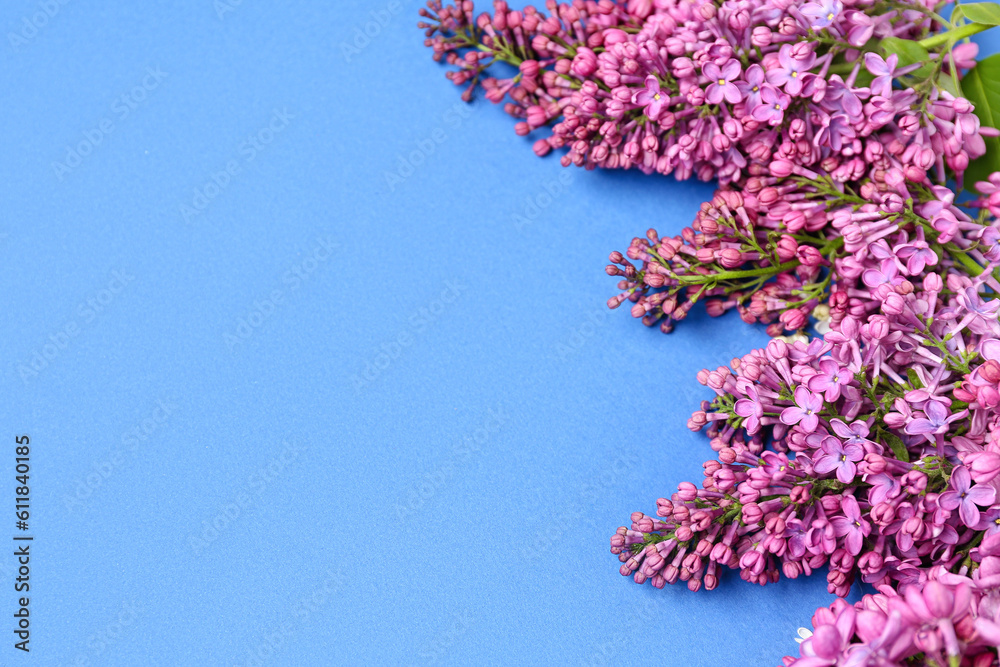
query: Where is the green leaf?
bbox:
[883,431,910,463]
[937,70,963,98]
[905,368,923,388]
[879,37,935,79]
[960,53,1000,188]
[956,2,1000,25]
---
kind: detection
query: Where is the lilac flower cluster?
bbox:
[421,0,990,183]
[612,268,1000,599]
[419,2,1000,663]
[607,177,1000,334]
[420,2,1000,339]
[785,537,1000,665]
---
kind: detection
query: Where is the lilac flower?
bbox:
[831,495,871,555]
[780,386,824,432]
[939,466,996,527]
[976,507,1000,538]
[829,419,875,450]
[813,113,854,151]
[814,436,864,483]
[735,64,765,108]
[931,210,960,243]
[839,610,910,667]
[766,44,816,96]
[895,231,938,274]
[785,518,809,559]
[822,75,863,119]
[866,473,901,505]
[703,59,742,105]
[797,614,853,666]
[632,75,668,119]
[864,53,899,98]
[733,384,764,434]
[751,84,791,125]
[844,11,874,47]
[800,0,842,29]
[861,259,902,289]
[957,286,1000,329]
[808,359,852,401]
[894,580,972,655]
[903,401,964,437]
[760,451,794,483]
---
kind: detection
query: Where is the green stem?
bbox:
[918,22,990,49]
[949,246,986,276]
[679,260,802,285]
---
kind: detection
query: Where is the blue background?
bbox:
[2,2,992,665]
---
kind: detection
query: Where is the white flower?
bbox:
[812,304,831,335]
[794,627,813,644]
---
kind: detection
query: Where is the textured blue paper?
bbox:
[1,2,997,665]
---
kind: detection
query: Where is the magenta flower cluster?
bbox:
[421,0,1000,340]
[421,0,989,183]
[606,176,1000,334]
[785,537,1000,665]
[418,2,1000,664]
[611,266,1000,663]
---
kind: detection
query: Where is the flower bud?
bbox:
[967,451,1000,484]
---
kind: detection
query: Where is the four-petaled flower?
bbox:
[895,230,938,274]
[864,52,899,98]
[703,59,743,105]
[808,359,852,401]
[801,0,842,29]
[862,259,903,289]
[976,507,1000,538]
[831,495,871,555]
[959,286,1000,321]
[939,466,996,527]
[814,113,854,151]
[866,472,902,505]
[735,64,766,108]
[633,75,669,120]
[766,44,816,95]
[734,384,765,434]
[903,400,964,437]
[752,85,791,125]
[829,418,876,451]
[781,386,824,432]
[814,436,864,483]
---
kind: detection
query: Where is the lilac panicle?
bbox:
[612,267,1000,597]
